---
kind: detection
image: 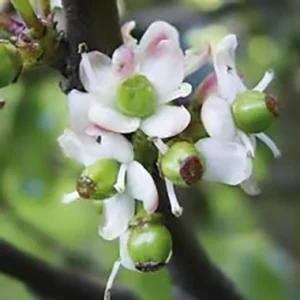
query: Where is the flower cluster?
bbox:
[57,21,280,299]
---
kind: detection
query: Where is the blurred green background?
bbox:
[0,0,300,299]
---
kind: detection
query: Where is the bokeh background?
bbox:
[0,0,300,299]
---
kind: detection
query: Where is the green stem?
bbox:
[10,0,44,36]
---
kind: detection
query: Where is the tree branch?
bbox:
[62,0,122,91]
[157,176,244,300]
[0,239,137,300]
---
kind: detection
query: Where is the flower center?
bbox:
[116,74,157,118]
[76,159,120,200]
[160,141,204,187]
[232,90,277,133]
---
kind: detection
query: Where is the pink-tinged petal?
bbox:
[126,161,158,213]
[184,43,211,78]
[99,193,135,241]
[112,45,136,79]
[67,90,94,134]
[121,21,137,48]
[79,51,115,95]
[86,124,134,163]
[240,175,261,196]
[58,129,109,166]
[201,95,236,140]
[163,82,192,104]
[141,105,191,138]
[119,231,136,271]
[140,40,185,100]
[88,104,141,134]
[195,138,253,185]
[139,21,180,57]
[195,72,218,104]
[213,34,247,103]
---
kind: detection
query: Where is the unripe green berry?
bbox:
[160,141,204,187]
[0,40,23,88]
[127,222,172,272]
[76,159,120,200]
[232,91,278,133]
[117,74,157,118]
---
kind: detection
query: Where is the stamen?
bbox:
[165,179,183,217]
[237,130,255,158]
[168,83,192,101]
[104,259,122,300]
[151,138,169,154]
[255,133,281,158]
[81,53,98,90]
[253,70,274,92]
[114,164,128,193]
[63,191,80,204]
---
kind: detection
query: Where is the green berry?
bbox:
[127,222,172,272]
[117,74,157,118]
[160,141,204,187]
[232,91,278,133]
[0,40,23,88]
[76,159,120,200]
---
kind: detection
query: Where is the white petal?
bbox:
[119,231,136,271]
[184,44,210,78]
[140,40,185,100]
[165,179,183,217]
[253,70,274,92]
[164,82,192,104]
[237,130,255,157]
[86,125,134,163]
[63,191,80,204]
[99,193,135,241]
[67,90,94,134]
[104,260,122,300]
[57,129,104,166]
[112,45,136,79]
[141,105,191,138]
[139,21,180,56]
[121,21,137,49]
[240,175,261,196]
[213,34,247,102]
[255,133,281,158]
[126,161,158,213]
[88,104,141,134]
[201,95,236,140]
[195,138,253,185]
[79,52,114,95]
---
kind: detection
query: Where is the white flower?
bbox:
[200,34,281,195]
[70,21,209,139]
[58,92,158,241]
[153,137,252,216]
[103,230,172,300]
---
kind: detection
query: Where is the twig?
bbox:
[0,239,137,300]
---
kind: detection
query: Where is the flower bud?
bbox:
[232,91,278,133]
[117,74,157,118]
[160,141,204,187]
[0,40,23,88]
[76,159,120,200]
[127,218,172,272]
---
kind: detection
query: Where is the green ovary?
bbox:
[116,74,157,118]
[232,90,275,133]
